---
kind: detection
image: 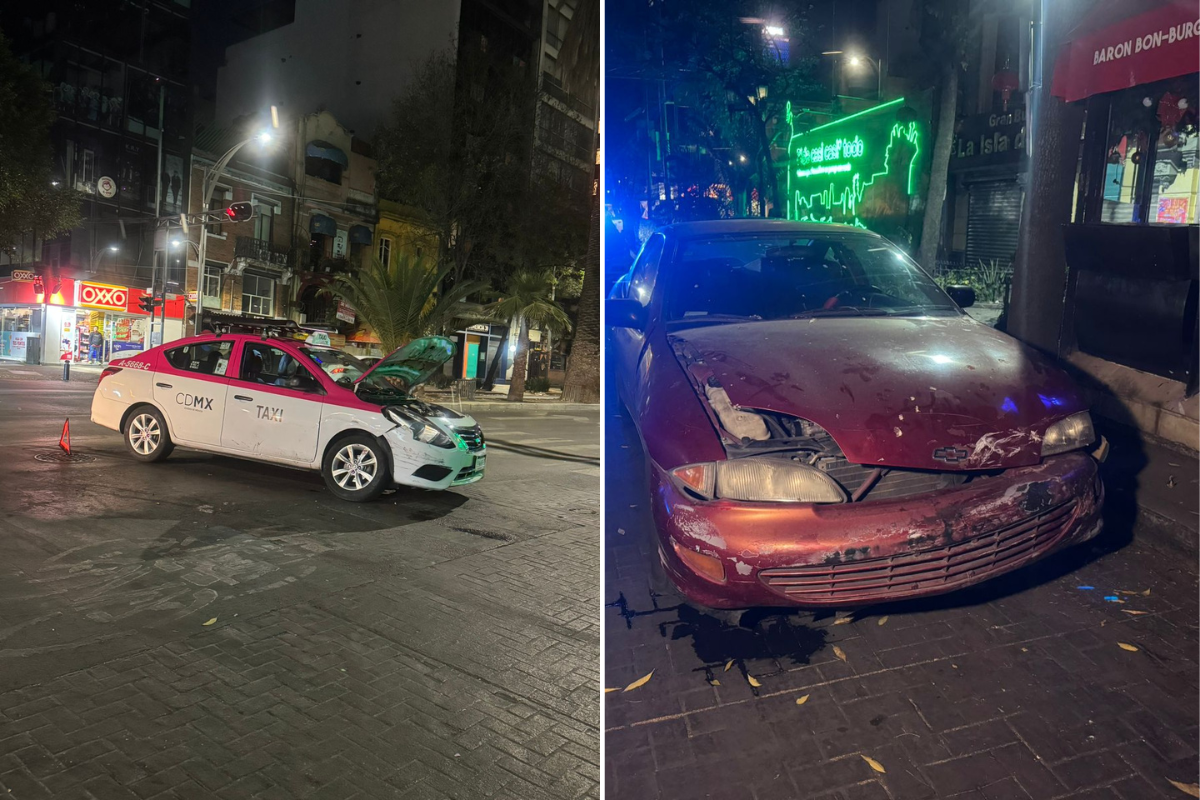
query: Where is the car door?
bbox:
[152,339,234,446]
[221,341,324,464]
[610,232,664,405]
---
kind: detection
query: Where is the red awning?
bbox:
[1051,0,1198,103]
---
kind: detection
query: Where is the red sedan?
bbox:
[609,220,1106,609]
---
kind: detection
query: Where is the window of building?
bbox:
[377,237,392,266]
[163,341,233,375]
[1096,77,1199,226]
[201,262,223,307]
[253,197,277,243]
[305,156,342,184]
[242,272,275,317]
[210,186,233,236]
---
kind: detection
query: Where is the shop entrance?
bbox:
[71,310,148,364]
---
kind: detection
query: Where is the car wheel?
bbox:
[125,407,174,463]
[322,434,391,502]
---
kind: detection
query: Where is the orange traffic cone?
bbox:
[59,418,71,455]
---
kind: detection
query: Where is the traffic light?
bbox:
[225,201,254,223]
[138,296,156,314]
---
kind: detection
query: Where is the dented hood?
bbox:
[356,336,455,393]
[669,316,1088,471]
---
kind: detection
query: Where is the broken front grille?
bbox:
[814,455,969,502]
[455,425,485,452]
[759,499,1077,603]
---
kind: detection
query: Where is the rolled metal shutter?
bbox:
[966,181,1023,266]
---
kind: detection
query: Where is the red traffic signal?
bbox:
[224,201,254,222]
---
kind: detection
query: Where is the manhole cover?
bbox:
[34,451,97,464]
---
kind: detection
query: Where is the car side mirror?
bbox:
[608,297,647,331]
[946,285,976,309]
[335,376,354,387]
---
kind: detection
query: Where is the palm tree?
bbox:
[327,254,483,354]
[485,270,572,403]
[557,0,601,403]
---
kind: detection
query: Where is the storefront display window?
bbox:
[1098,77,1199,225]
[0,308,33,362]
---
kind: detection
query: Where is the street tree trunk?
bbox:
[917,63,959,269]
[1008,0,1090,353]
[560,192,601,403]
[506,317,530,402]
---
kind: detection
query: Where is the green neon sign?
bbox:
[784,98,922,230]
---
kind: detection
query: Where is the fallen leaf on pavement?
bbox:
[724,660,733,672]
[624,671,654,691]
[833,645,847,662]
[1167,779,1200,797]
[708,679,721,686]
[1117,642,1139,652]
[747,675,762,688]
[202,618,217,626]
[604,688,620,693]
[1123,610,1149,616]
[795,695,810,705]
[877,616,888,626]
[833,616,853,625]
[1143,589,1151,596]
[861,755,886,774]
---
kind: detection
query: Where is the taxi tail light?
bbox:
[672,539,726,583]
[99,367,122,383]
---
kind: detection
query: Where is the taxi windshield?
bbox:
[300,347,369,381]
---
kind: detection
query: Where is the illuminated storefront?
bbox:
[784,98,923,243]
[0,274,184,364]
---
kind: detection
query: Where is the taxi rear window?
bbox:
[163,341,233,375]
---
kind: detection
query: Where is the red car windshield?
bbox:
[664,234,959,324]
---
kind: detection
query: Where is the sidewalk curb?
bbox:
[1139,506,1199,553]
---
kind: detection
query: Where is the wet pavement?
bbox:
[604,382,1199,800]
[0,378,600,799]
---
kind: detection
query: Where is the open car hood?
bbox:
[356,336,455,393]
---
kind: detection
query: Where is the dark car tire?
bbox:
[125,406,174,463]
[322,434,391,502]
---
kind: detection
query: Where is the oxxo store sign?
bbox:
[76,281,129,312]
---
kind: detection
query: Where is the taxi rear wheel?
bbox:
[322,434,390,502]
[125,407,174,463]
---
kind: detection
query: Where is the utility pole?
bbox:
[152,82,165,346]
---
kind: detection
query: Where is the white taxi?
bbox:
[91,333,485,501]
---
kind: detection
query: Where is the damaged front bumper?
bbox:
[651,450,1104,609]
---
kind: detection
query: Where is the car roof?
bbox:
[657,219,871,238]
[166,332,306,350]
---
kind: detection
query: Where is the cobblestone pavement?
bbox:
[0,380,600,799]
[604,393,1199,800]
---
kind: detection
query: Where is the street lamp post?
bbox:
[191,120,278,336]
[846,53,883,101]
[89,244,119,274]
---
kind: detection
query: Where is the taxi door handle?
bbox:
[156,382,172,388]
[234,395,253,402]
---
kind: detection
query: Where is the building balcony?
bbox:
[233,236,293,271]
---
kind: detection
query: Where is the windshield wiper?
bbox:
[788,307,893,319]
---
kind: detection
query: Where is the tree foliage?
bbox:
[374,48,543,290]
[0,31,80,248]
[327,255,484,354]
[484,269,571,403]
[606,0,825,219]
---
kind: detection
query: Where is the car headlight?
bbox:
[672,459,846,503]
[1041,411,1096,457]
[383,406,457,449]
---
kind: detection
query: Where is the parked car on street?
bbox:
[609,220,1106,609]
[91,333,485,501]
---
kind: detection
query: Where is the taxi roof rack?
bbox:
[204,314,303,337]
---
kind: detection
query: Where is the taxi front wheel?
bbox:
[322,434,391,502]
[125,407,174,463]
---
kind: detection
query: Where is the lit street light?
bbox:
[191,107,280,335]
[89,244,120,274]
